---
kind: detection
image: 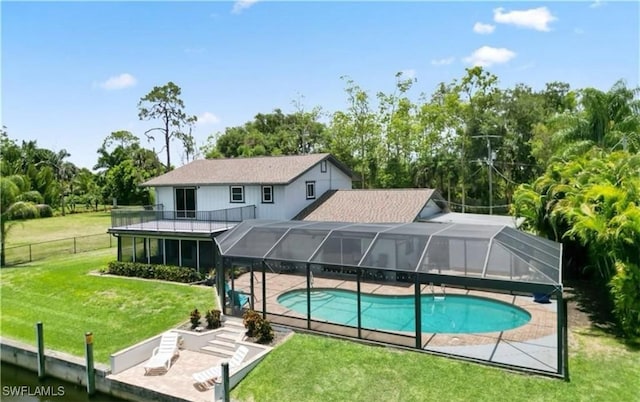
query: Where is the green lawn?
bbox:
[234,331,639,402]
[5,211,112,247]
[3,211,114,265]
[0,249,218,364]
[2,213,638,401]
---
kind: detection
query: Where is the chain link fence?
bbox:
[3,233,114,266]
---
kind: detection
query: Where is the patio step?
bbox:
[217,331,243,342]
[223,318,246,331]
[200,345,234,358]
[208,339,236,351]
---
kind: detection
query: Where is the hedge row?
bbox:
[103,261,205,283]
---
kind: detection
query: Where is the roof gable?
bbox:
[295,189,442,223]
[142,153,352,187]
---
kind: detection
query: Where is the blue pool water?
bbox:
[277,289,531,333]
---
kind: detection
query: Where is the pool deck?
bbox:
[232,271,559,373]
[108,349,220,402]
[104,275,559,402]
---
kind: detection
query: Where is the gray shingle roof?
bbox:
[295,189,439,223]
[142,153,351,186]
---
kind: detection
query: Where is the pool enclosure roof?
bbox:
[215,219,562,288]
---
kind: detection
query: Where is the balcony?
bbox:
[109,205,256,235]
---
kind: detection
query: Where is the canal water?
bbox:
[1,362,126,401]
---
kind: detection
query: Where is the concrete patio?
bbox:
[107,318,275,402]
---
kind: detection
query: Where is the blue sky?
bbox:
[2,1,638,170]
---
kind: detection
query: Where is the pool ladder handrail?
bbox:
[429,282,446,301]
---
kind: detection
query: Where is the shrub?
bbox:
[35,204,53,218]
[104,261,204,283]
[190,308,201,329]
[6,201,39,220]
[205,309,222,329]
[255,319,274,344]
[242,309,274,343]
[242,309,262,337]
[17,191,44,204]
[610,261,640,338]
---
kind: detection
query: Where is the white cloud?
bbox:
[473,22,495,34]
[493,7,557,32]
[197,112,220,125]
[431,57,455,66]
[589,0,605,9]
[232,0,258,14]
[400,69,416,79]
[463,46,516,67]
[97,73,137,90]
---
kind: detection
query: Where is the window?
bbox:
[175,187,196,218]
[320,160,327,173]
[262,185,274,203]
[306,181,316,199]
[230,186,244,203]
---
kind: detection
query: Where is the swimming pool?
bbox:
[277,288,531,334]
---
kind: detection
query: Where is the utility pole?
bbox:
[487,139,496,215]
[472,135,500,215]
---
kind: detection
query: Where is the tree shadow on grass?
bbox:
[564,278,640,351]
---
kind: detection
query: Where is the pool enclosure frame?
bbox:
[214,219,568,379]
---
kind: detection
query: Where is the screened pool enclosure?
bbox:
[215,219,567,378]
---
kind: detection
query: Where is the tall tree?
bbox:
[138,82,197,171]
[550,80,639,158]
[202,108,327,158]
[95,130,141,171]
[376,71,419,188]
[96,131,164,206]
[329,76,380,188]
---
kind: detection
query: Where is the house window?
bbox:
[262,185,274,203]
[230,186,244,203]
[175,187,196,218]
[320,160,327,173]
[306,181,316,199]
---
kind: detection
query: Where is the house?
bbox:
[107,153,354,272]
[107,152,520,273]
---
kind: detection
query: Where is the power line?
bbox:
[446,201,512,209]
[492,165,519,184]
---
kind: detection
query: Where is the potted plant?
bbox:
[205,309,222,329]
[190,308,201,329]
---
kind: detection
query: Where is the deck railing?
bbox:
[110,205,256,232]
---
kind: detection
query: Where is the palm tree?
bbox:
[550,80,640,158]
[0,175,39,266]
[514,149,640,337]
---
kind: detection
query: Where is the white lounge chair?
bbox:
[192,346,249,389]
[143,331,180,374]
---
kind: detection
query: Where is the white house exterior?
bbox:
[107,154,354,272]
[149,154,352,220]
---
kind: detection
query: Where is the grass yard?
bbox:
[4,211,112,247]
[0,249,218,364]
[234,331,640,402]
[2,212,638,401]
[3,211,114,265]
